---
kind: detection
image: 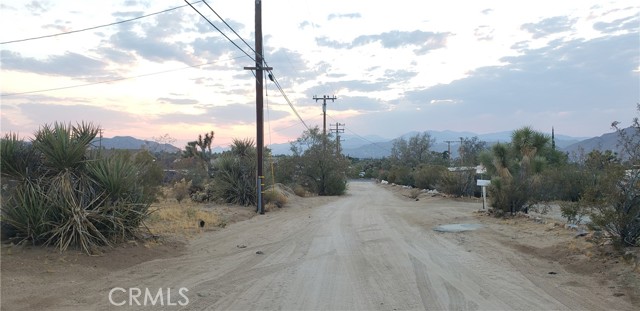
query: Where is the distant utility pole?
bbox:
[330,123,345,155]
[313,95,337,137]
[244,0,272,215]
[444,140,457,165]
[459,137,464,166]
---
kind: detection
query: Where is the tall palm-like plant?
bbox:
[485,127,551,215]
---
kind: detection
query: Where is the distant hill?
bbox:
[96,128,637,159]
[92,136,181,153]
[563,127,638,158]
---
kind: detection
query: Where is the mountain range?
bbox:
[98,128,637,159]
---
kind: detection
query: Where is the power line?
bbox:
[184,0,255,63]
[0,55,247,97]
[0,1,203,45]
[186,0,308,132]
[267,70,310,131]
[327,114,392,154]
[201,0,259,59]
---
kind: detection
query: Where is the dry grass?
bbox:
[146,199,221,238]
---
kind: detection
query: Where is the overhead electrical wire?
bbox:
[0,56,246,97]
[183,0,255,63]
[0,1,203,44]
[201,0,259,58]
[266,69,310,131]
[328,114,392,154]
[190,0,310,131]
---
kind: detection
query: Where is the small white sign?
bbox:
[477,179,491,187]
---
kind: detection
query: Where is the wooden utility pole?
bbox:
[244,0,271,214]
[330,123,345,155]
[444,140,457,165]
[313,95,337,137]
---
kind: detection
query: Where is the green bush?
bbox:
[439,169,476,197]
[412,165,447,190]
[388,165,413,186]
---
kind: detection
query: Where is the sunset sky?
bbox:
[1,0,638,149]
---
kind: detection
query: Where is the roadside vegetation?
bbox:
[354,105,639,247]
[0,122,162,254]
[0,124,348,254]
[2,106,637,253]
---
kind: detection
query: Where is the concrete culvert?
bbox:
[433,223,483,233]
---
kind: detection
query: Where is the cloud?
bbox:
[157,97,199,105]
[316,30,450,55]
[298,21,320,30]
[105,9,198,64]
[481,8,493,15]
[521,16,575,39]
[6,103,137,133]
[474,25,494,41]
[327,13,361,20]
[593,15,640,34]
[390,32,638,135]
[109,29,195,64]
[0,50,116,79]
[25,1,50,15]
[154,103,289,125]
[430,99,461,105]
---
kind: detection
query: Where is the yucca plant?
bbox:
[2,122,155,254]
[32,122,98,172]
[0,133,40,180]
[212,154,256,206]
[2,180,52,242]
[211,138,257,206]
[87,153,138,203]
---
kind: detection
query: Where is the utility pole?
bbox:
[459,137,464,166]
[313,95,337,138]
[444,140,457,165]
[330,123,345,155]
[244,0,272,215]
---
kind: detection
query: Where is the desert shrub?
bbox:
[0,122,154,254]
[408,188,421,199]
[538,165,588,202]
[377,170,389,182]
[412,165,447,190]
[560,201,589,225]
[263,189,288,208]
[388,165,413,186]
[210,139,257,206]
[293,185,307,197]
[587,164,640,246]
[439,169,476,197]
[133,150,164,202]
[173,179,191,203]
[324,171,347,195]
[279,127,349,196]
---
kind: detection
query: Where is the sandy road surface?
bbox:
[2,181,635,310]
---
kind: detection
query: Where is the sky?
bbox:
[0,0,638,150]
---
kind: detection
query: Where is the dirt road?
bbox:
[2,181,635,310]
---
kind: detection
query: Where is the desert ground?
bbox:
[1,180,638,310]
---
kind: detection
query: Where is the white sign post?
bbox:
[476,179,491,209]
